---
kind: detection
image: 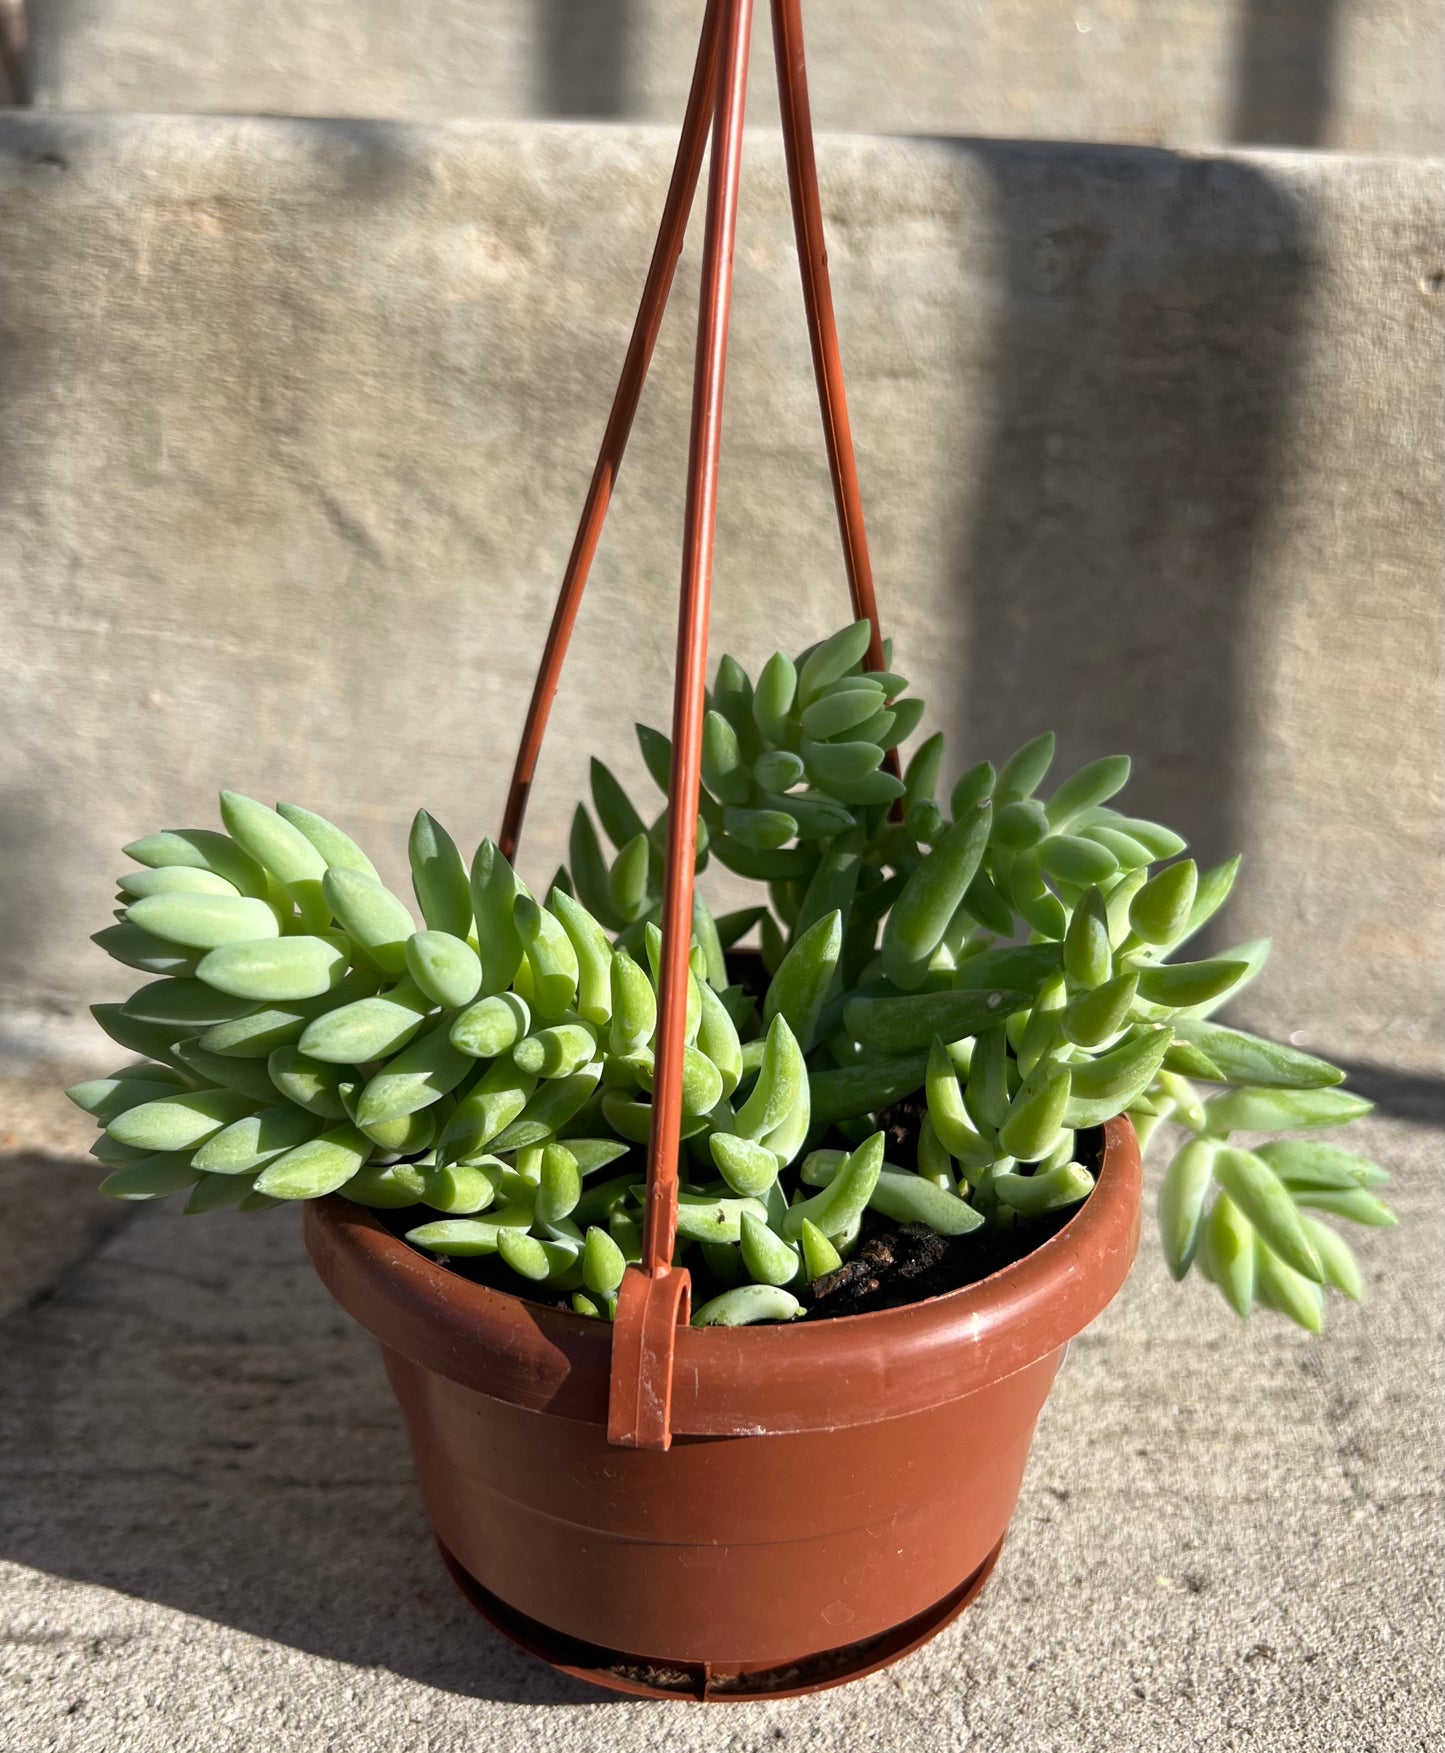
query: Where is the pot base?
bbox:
[438,1534,1005,1701]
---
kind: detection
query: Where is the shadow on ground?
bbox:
[0,1154,134,1320]
[1304,1058,1445,1128]
[0,1199,618,1705]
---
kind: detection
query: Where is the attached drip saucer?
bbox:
[438,1534,1006,1701]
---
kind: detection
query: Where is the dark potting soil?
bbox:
[374,1120,1104,1321]
[799,1120,1103,1320]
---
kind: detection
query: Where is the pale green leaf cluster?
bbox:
[71,622,1392,1330]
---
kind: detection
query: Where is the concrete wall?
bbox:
[0,114,1440,1077]
[22,0,1445,154]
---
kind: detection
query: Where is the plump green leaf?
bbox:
[123,828,268,899]
[1212,1147,1323,1281]
[1203,1087,1373,1135]
[1172,1019,1343,1091]
[275,804,379,881]
[107,1088,255,1152]
[192,1104,321,1174]
[881,804,993,987]
[197,937,349,1002]
[844,987,1029,1056]
[254,1124,372,1199]
[692,1286,803,1327]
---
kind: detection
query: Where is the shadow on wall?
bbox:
[538,0,634,118]
[0,116,436,1044]
[0,786,67,1053]
[534,0,1346,141]
[1231,0,1339,147]
[10,0,1348,144]
[0,0,25,106]
[940,141,1311,892]
[0,130,79,1045]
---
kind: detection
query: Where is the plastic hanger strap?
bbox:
[498,0,725,863]
[608,0,756,1453]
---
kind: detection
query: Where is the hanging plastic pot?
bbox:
[303,0,1144,1699]
[306,1118,1139,1699]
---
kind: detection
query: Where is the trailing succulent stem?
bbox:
[73,621,1392,1331]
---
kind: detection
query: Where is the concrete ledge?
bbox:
[23,0,1445,153]
[0,115,1440,1076]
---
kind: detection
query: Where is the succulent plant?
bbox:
[70,620,1393,1332]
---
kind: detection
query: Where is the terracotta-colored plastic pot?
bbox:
[304,1115,1141,1699]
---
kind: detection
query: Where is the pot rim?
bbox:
[303,1115,1141,1437]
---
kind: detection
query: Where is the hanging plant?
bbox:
[73,620,1389,1339]
[58,0,1397,1701]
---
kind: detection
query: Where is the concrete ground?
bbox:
[1,1088,1438,1751]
